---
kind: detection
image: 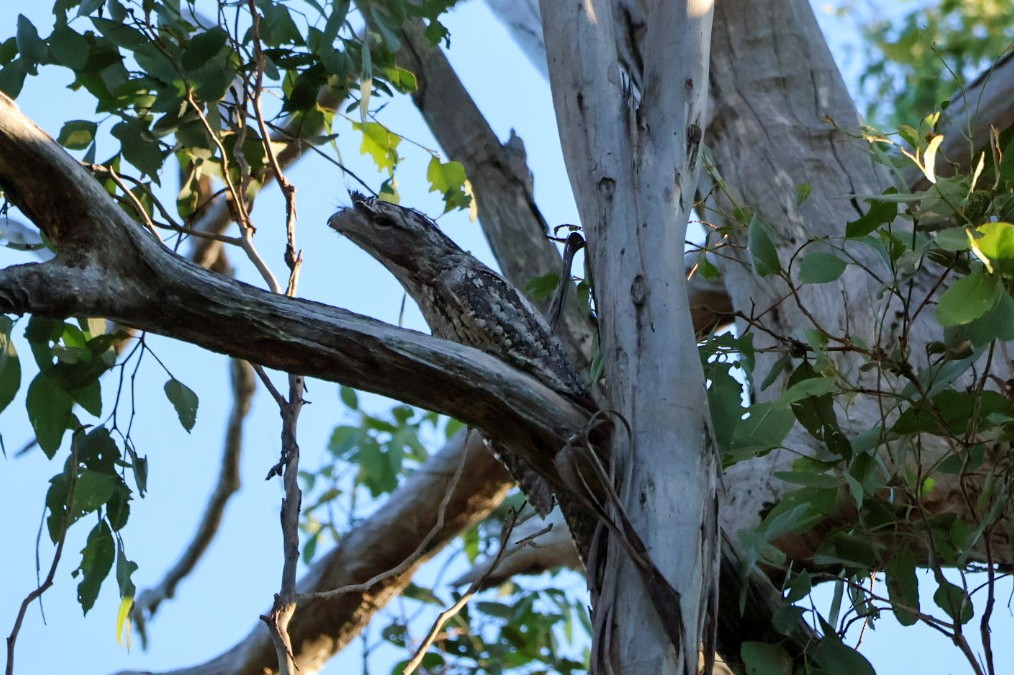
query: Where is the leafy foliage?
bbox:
[5,1,1014,673]
[705,104,1014,672]
[839,0,1014,126]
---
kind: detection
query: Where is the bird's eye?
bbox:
[374,214,397,228]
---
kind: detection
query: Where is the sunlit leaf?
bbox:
[936,268,1002,327]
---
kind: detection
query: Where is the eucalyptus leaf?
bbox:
[164,378,199,432]
[936,269,1002,327]
[798,251,847,284]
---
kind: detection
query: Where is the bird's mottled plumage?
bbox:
[328,193,591,517]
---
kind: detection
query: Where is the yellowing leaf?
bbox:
[116,596,134,649]
[358,76,371,123]
[353,122,400,174]
[922,133,944,184]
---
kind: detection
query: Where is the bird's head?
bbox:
[328,192,461,279]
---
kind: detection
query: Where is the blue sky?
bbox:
[0,2,1009,674]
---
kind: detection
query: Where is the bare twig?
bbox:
[298,429,474,603]
[6,431,80,675]
[402,509,521,674]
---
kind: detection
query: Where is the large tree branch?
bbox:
[0,89,585,513]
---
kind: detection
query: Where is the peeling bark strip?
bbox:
[540,1,718,673]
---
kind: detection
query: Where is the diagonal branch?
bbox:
[0,90,585,514]
[112,431,513,675]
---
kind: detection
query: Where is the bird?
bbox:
[328,192,595,540]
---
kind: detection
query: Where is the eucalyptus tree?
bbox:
[3,1,1014,674]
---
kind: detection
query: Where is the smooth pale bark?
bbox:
[703,0,1014,565]
[540,2,716,673]
[487,0,1014,567]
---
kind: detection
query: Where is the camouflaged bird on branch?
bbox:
[328,192,600,557]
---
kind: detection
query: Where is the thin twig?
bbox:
[299,429,474,603]
[402,509,521,675]
[6,432,81,675]
[88,163,162,240]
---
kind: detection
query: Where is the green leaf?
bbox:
[339,385,359,410]
[949,293,1014,346]
[846,198,897,238]
[798,251,847,284]
[778,374,837,405]
[181,27,229,71]
[257,2,303,46]
[90,17,148,51]
[69,380,102,417]
[72,470,119,518]
[706,362,746,455]
[812,635,875,675]
[773,471,841,488]
[936,268,1002,327]
[426,156,470,212]
[935,227,971,252]
[886,542,919,626]
[353,121,401,173]
[729,402,795,459]
[111,119,164,179]
[384,65,418,93]
[16,15,47,64]
[115,545,137,598]
[105,482,131,531]
[741,642,792,675]
[526,273,559,303]
[0,59,28,98]
[784,571,812,603]
[323,0,352,43]
[0,316,21,414]
[77,0,104,16]
[26,374,74,457]
[795,182,811,206]
[747,216,782,276]
[328,425,360,458]
[164,378,198,432]
[973,221,1014,273]
[57,120,98,150]
[759,500,822,542]
[76,520,114,614]
[933,581,973,625]
[48,25,90,70]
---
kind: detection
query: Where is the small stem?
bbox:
[6,433,81,675]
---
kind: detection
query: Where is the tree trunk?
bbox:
[540,2,717,672]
